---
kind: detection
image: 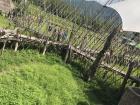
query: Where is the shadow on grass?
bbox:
[86,79,120,105]
[64,61,120,105]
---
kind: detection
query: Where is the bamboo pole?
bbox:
[119,61,135,97]
[43,42,49,55]
[2,41,6,52]
[14,41,19,52]
[84,28,118,81]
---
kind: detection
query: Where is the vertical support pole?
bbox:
[64,26,74,63]
[14,41,19,52]
[14,28,19,52]
[43,42,48,55]
[84,28,118,81]
[2,41,6,52]
[119,61,135,97]
[64,45,71,63]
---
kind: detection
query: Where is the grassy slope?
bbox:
[0,50,101,105]
[0,15,14,29]
[0,15,10,28]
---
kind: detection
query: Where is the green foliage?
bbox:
[0,50,101,105]
[0,16,14,29]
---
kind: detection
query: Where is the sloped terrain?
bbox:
[0,50,101,105]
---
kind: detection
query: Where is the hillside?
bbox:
[64,0,122,27]
[0,50,101,105]
[0,1,139,105]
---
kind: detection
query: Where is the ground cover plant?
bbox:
[0,50,102,105]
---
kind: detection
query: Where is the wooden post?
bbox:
[84,28,118,81]
[14,28,20,52]
[2,41,6,52]
[64,26,74,63]
[43,42,48,55]
[64,45,71,63]
[14,41,19,52]
[119,61,135,97]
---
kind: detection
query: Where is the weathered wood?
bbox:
[84,29,118,81]
[71,45,140,84]
[64,26,74,63]
[64,45,70,63]
[14,41,19,52]
[119,62,135,97]
[43,42,49,55]
[2,41,6,51]
[0,29,140,85]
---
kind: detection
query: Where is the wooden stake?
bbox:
[14,42,19,52]
[84,28,118,81]
[119,61,135,97]
[64,24,75,63]
[43,43,48,55]
[64,45,70,63]
[2,41,6,52]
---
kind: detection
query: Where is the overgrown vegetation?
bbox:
[0,50,102,105]
[0,1,139,105]
[0,15,14,29]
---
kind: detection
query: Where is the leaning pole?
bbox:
[84,28,119,81]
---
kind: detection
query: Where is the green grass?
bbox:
[0,50,101,105]
[0,15,10,28]
[0,15,14,29]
